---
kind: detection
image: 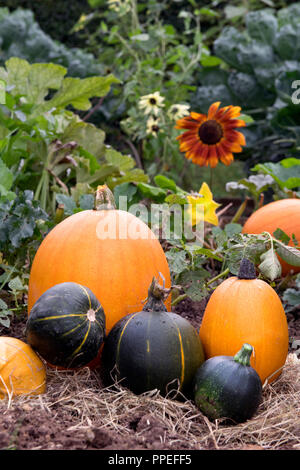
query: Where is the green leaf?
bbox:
[280,158,300,168]
[252,161,300,190]
[200,55,223,67]
[224,6,248,20]
[0,316,10,328]
[0,158,13,192]
[165,249,188,276]
[0,298,8,310]
[62,121,105,160]
[273,228,290,245]
[184,282,209,302]
[275,240,300,267]
[2,57,66,102]
[224,223,243,238]
[107,169,148,189]
[258,248,282,281]
[239,113,254,123]
[8,276,26,293]
[274,24,300,60]
[283,287,300,307]
[154,174,177,192]
[39,74,120,113]
[245,10,278,45]
[55,194,76,215]
[282,274,300,308]
[79,194,94,210]
[114,182,139,208]
[211,226,228,248]
[137,182,167,202]
[105,148,135,172]
[165,194,187,205]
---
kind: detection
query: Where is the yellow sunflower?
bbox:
[175,101,246,168]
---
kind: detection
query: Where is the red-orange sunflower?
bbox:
[175,101,246,168]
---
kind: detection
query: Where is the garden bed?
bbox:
[0,296,299,451]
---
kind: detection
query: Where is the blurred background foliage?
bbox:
[0,0,299,198]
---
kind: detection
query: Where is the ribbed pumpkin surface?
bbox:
[199,276,289,384]
[28,209,171,333]
[242,198,300,274]
[0,337,46,398]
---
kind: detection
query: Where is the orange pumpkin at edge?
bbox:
[27,185,171,335]
[199,259,289,385]
[242,198,300,275]
[0,336,46,398]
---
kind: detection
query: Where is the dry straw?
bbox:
[0,353,299,450]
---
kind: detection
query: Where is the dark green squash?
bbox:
[101,278,205,397]
[193,343,262,424]
[26,282,106,369]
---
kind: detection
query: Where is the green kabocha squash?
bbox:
[193,344,262,424]
[101,278,205,397]
[26,282,106,369]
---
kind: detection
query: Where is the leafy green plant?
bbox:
[70,0,223,186]
[0,7,104,78]
[167,223,300,304]
[282,273,300,313]
[226,157,300,206]
[0,57,147,213]
[193,4,300,168]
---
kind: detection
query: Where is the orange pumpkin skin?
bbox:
[242,199,300,275]
[28,209,171,333]
[0,337,46,398]
[199,276,289,385]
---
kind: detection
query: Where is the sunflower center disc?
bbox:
[198,120,223,145]
[149,98,157,105]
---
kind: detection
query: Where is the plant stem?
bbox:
[206,268,229,286]
[231,197,250,224]
[171,293,188,307]
[209,166,213,191]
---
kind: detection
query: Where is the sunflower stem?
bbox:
[209,166,214,191]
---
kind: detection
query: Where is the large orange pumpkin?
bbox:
[0,337,46,398]
[28,185,171,333]
[242,198,300,275]
[199,259,289,385]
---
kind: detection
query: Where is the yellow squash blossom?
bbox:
[186,182,220,226]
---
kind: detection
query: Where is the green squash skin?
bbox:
[193,355,262,424]
[26,282,106,369]
[101,309,205,397]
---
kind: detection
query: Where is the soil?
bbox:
[0,290,299,451]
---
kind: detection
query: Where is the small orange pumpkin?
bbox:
[242,198,300,275]
[28,185,171,333]
[199,259,289,384]
[0,337,46,398]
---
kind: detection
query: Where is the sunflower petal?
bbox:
[207,102,221,119]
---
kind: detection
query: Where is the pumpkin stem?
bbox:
[234,343,253,367]
[238,258,256,280]
[143,277,171,312]
[94,185,116,211]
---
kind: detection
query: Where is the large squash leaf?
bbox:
[0,57,119,115]
[0,57,66,102]
[36,74,120,114]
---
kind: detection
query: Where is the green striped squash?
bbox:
[26,282,106,369]
[101,278,205,397]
